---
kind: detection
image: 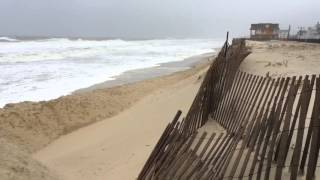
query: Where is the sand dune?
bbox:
[34,67,206,179]
[0,54,211,180]
[0,55,211,153]
[241,40,320,77]
[0,139,60,180]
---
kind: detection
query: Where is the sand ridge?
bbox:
[0,57,211,153]
[0,138,61,180]
[0,54,211,180]
[34,69,206,180]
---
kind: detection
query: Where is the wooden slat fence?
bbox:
[137,37,320,180]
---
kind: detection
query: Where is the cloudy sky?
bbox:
[0,0,319,38]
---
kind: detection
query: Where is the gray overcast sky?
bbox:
[0,0,319,38]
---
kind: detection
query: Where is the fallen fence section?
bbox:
[138,38,320,180]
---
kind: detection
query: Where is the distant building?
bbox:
[279,30,289,39]
[296,22,320,39]
[250,23,279,40]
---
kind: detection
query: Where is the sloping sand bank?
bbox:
[0,54,212,180]
[0,54,212,153]
[0,138,60,180]
[33,59,209,180]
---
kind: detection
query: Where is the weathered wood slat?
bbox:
[229,77,272,179]
[255,77,289,180]
[247,78,285,180]
[138,38,320,180]
[306,76,320,180]
[229,75,260,133]
[221,72,245,128]
[299,75,317,173]
[265,77,297,180]
[274,76,301,180]
[290,76,313,180]
[238,78,276,178]
[225,73,249,131]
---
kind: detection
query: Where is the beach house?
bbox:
[250,23,279,40]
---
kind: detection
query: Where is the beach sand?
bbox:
[0,53,212,180]
[1,40,320,180]
[34,67,205,180]
[241,40,320,77]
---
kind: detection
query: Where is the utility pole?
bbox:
[297,26,303,39]
[287,25,291,40]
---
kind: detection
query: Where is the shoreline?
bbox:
[1,52,215,108]
[75,52,215,93]
[0,51,214,180]
[0,52,214,153]
[0,38,221,108]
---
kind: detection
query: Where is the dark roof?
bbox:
[250,23,279,30]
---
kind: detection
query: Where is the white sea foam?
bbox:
[0,38,223,107]
[0,36,19,42]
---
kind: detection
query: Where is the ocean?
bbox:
[0,37,223,107]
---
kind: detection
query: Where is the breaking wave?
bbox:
[0,38,223,106]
